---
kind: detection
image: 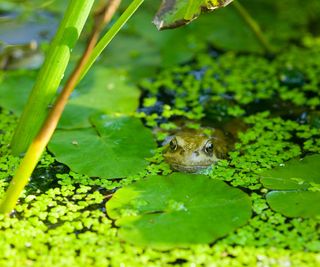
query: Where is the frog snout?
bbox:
[193,151,200,157]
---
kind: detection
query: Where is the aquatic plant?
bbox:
[0,0,272,214]
[0,0,319,265]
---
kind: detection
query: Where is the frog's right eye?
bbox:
[169,138,178,151]
[203,140,214,155]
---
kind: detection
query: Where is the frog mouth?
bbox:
[170,163,211,173]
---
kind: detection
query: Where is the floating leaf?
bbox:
[154,0,233,30]
[49,114,156,178]
[261,154,320,218]
[106,173,251,248]
[266,191,320,219]
[59,68,140,129]
[0,67,140,127]
[0,70,35,114]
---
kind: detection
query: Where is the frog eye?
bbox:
[169,138,178,151]
[204,140,214,154]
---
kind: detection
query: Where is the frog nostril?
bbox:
[194,151,200,157]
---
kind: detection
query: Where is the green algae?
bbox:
[139,47,320,129]
[1,46,320,265]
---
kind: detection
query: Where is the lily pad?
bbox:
[49,114,156,178]
[59,68,140,129]
[154,0,233,30]
[0,67,140,127]
[106,173,251,248]
[261,154,320,218]
[0,70,35,114]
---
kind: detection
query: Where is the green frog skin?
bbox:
[163,129,228,173]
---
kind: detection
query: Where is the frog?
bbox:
[163,128,230,173]
[0,41,43,70]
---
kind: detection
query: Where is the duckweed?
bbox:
[1,46,320,265]
[140,47,320,128]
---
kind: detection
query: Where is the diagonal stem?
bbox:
[0,0,139,214]
[10,0,95,155]
[79,0,145,81]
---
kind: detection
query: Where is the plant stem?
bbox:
[0,0,143,214]
[80,0,145,80]
[10,0,95,156]
[232,1,274,53]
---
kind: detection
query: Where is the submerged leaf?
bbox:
[49,114,156,178]
[153,0,233,30]
[261,154,320,218]
[106,173,251,248]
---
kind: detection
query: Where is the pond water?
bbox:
[0,1,319,266]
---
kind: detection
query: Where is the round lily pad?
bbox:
[106,173,252,248]
[261,154,320,218]
[49,114,156,178]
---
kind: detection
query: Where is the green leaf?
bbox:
[59,68,140,129]
[10,0,95,155]
[153,0,233,30]
[98,1,263,80]
[0,70,35,114]
[191,7,263,53]
[261,154,320,218]
[49,114,156,178]
[0,67,140,130]
[261,154,320,190]
[106,173,251,248]
[266,191,320,219]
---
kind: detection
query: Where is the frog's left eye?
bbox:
[204,140,213,154]
[169,138,178,151]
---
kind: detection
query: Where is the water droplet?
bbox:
[132,199,149,208]
[166,199,188,212]
[280,68,305,88]
[121,208,138,217]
